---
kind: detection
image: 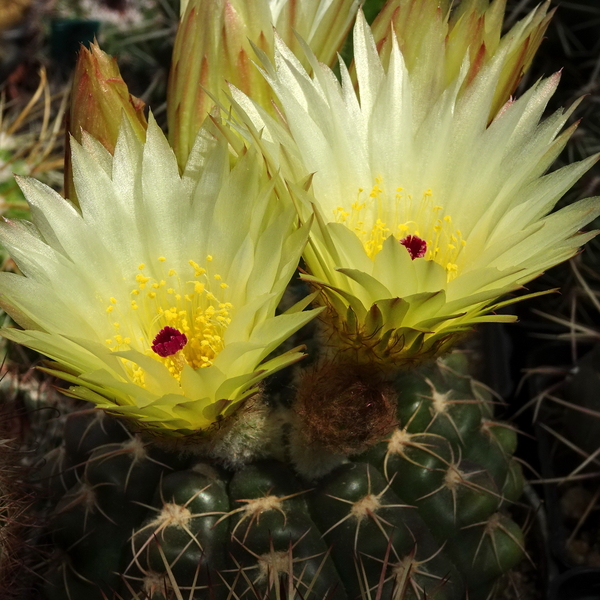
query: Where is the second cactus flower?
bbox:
[230,6,600,368]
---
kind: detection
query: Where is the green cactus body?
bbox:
[308,461,464,600]
[39,355,524,600]
[126,468,230,596]
[225,461,346,599]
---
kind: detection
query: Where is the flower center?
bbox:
[332,177,466,280]
[400,235,427,260]
[102,255,233,384]
[151,326,188,357]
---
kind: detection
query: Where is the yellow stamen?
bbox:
[333,178,466,281]
[101,257,233,385]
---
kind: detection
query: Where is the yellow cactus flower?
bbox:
[231,8,600,367]
[168,0,359,170]
[0,117,320,435]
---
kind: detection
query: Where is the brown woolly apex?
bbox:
[65,43,147,202]
[294,361,398,455]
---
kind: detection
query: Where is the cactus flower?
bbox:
[65,43,148,203]
[0,118,320,436]
[231,9,600,367]
[168,0,359,170]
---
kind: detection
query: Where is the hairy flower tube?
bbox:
[230,9,600,367]
[0,117,320,435]
[168,0,359,170]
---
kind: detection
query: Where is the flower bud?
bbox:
[167,0,359,171]
[65,43,147,201]
[370,0,553,120]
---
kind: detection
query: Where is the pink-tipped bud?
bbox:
[65,43,148,202]
[369,0,553,121]
[167,0,359,171]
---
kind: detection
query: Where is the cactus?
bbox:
[36,351,525,600]
[6,1,581,597]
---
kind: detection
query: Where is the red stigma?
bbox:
[400,235,427,260]
[152,326,188,357]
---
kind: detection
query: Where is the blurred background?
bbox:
[0,0,179,248]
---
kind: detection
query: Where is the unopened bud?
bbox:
[167,0,359,171]
[65,43,147,202]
